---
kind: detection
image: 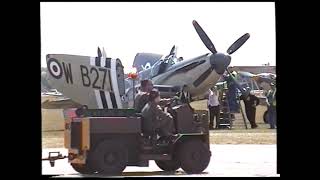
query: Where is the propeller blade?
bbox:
[97,47,102,57]
[192,20,217,54]
[227,33,250,55]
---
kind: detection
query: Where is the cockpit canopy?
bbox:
[150,55,178,77]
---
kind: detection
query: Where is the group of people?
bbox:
[134,80,195,144]
[134,80,177,143]
[207,80,277,130]
[134,77,276,142]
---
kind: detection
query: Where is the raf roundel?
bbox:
[47,58,63,79]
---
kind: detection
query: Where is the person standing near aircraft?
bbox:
[174,85,195,112]
[134,80,154,112]
[240,91,260,129]
[179,85,191,104]
[224,71,240,113]
[207,87,220,130]
[266,83,276,129]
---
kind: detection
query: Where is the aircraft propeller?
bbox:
[192,20,250,57]
[192,20,250,95]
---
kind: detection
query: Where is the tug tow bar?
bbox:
[42,152,67,167]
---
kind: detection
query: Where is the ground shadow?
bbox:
[62,170,209,177]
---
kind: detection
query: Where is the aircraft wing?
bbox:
[46,54,125,109]
[41,98,82,109]
[238,71,257,78]
[256,76,273,84]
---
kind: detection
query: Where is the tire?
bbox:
[178,139,211,174]
[90,139,128,175]
[155,159,180,171]
[263,110,269,124]
[71,163,95,174]
[155,136,181,171]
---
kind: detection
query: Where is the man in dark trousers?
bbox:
[179,85,191,104]
[207,87,220,129]
[266,83,276,129]
[175,85,195,112]
[240,91,260,129]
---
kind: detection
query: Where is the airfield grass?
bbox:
[42,100,276,148]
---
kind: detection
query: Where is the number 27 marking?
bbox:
[80,65,108,90]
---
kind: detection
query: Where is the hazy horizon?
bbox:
[41,2,276,73]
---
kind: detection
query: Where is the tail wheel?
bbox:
[71,163,95,174]
[178,139,211,174]
[90,139,128,175]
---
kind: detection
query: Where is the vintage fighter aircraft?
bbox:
[44,20,250,109]
[125,20,250,103]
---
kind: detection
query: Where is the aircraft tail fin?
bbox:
[133,53,163,72]
[46,54,126,109]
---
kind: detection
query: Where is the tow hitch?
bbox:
[42,152,67,167]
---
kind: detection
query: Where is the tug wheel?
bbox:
[178,139,211,174]
[90,139,128,175]
[155,137,180,171]
[155,159,180,171]
[71,163,95,174]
